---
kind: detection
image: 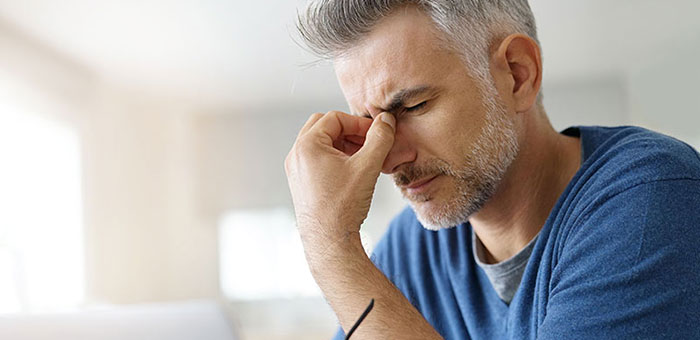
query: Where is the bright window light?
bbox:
[218,208,320,300]
[0,110,84,314]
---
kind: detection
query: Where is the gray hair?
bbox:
[297,0,541,101]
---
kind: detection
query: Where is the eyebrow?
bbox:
[382,85,435,115]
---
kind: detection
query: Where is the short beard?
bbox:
[394,84,520,231]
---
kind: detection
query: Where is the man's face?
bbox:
[335,7,519,230]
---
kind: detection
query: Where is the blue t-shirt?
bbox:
[332,126,700,339]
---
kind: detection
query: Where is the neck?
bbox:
[469,110,581,264]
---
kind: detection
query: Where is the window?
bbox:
[0,110,84,313]
[218,208,320,300]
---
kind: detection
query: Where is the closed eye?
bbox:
[405,101,427,112]
[361,100,427,119]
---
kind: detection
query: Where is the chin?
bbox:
[408,195,473,231]
[413,207,463,231]
[406,183,490,231]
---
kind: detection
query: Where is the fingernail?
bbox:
[381,113,395,130]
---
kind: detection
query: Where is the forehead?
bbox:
[333,6,461,113]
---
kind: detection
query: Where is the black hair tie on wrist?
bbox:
[345,298,375,339]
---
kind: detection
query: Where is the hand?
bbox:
[285,111,442,339]
[284,110,396,260]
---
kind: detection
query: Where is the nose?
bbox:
[381,124,417,174]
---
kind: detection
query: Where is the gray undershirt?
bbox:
[472,230,538,304]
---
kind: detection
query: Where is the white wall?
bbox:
[626,32,700,149]
[81,88,219,304]
[543,76,628,131]
[1,20,220,306]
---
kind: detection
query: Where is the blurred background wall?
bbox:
[0,1,698,339]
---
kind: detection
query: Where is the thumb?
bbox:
[353,112,396,170]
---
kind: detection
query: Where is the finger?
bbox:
[342,142,363,156]
[333,136,365,156]
[345,135,366,145]
[308,111,373,144]
[296,113,324,140]
[352,112,396,171]
[332,135,365,154]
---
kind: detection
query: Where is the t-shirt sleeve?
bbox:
[538,178,700,339]
[331,327,344,340]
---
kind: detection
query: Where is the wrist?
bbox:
[302,230,367,274]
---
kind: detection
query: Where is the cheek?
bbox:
[396,114,453,161]
[399,108,485,164]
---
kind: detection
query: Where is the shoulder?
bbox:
[561,126,700,224]
[558,126,700,254]
[539,128,700,337]
[577,125,700,185]
[556,176,700,271]
[546,126,700,302]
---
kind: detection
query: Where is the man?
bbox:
[284,1,700,339]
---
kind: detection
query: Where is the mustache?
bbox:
[393,160,453,186]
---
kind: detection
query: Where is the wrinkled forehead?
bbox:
[333,7,457,116]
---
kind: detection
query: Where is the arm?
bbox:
[285,111,442,339]
[310,232,439,339]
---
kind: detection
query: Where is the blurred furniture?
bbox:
[0,300,238,340]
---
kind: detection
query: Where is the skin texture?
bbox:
[285,5,582,338]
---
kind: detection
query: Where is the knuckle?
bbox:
[295,137,317,157]
[303,113,324,127]
[296,136,312,150]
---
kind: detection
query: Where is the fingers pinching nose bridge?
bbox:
[380,112,396,131]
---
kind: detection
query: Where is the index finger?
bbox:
[308,111,373,143]
[295,113,324,141]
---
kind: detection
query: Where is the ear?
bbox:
[491,34,542,113]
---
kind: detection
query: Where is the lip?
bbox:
[403,175,439,193]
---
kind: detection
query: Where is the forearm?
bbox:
[304,233,443,339]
